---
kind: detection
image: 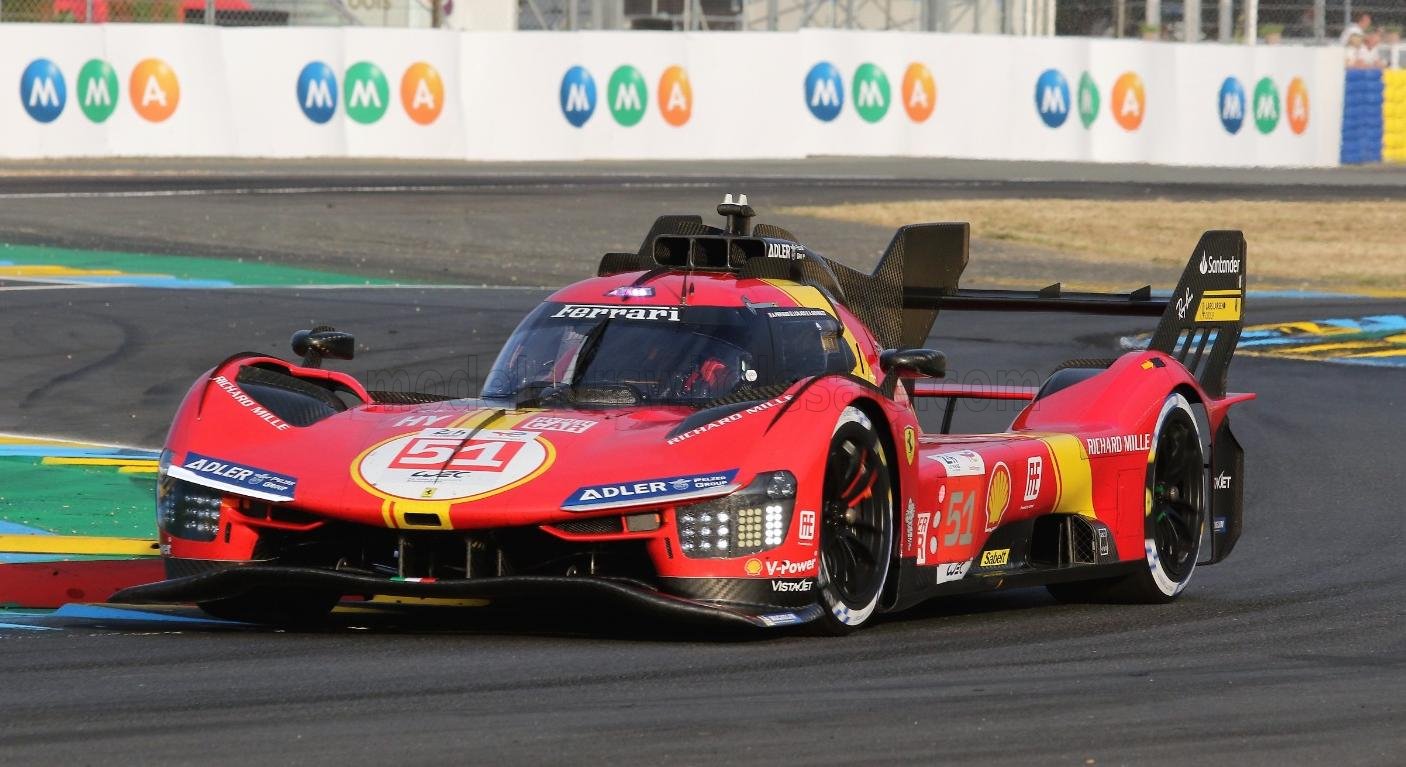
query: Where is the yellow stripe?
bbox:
[0,435,93,446]
[40,457,159,467]
[1266,340,1395,355]
[447,408,494,429]
[1038,434,1095,518]
[1203,289,1243,297]
[0,265,126,277]
[118,466,160,474]
[1342,348,1406,359]
[0,534,159,556]
[762,279,874,383]
[365,596,491,607]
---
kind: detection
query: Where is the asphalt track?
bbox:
[1,160,1405,764]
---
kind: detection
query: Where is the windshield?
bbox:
[482,302,854,407]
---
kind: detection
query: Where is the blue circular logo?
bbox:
[296,61,339,124]
[1034,68,1070,128]
[804,62,844,122]
[19,59,66,124]
[1217,76,1246,135]
[559,66,597,128]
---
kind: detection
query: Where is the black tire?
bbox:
[198,588,340,626]
[1046,393,1206,604]
[813,406,894,635]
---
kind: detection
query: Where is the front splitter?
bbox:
[109,565,823,630]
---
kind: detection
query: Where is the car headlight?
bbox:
[676,470,795,559]
[158,476,223,542]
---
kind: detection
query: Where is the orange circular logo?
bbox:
[657,66,692,127]
[1110,72,1145,131]
[129,59,179,123]
[901,63,936,123]
[1286,77,1310,135]
[400,62,444,125]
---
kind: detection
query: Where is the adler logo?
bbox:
[1199,252,1241,275]
[766,242,802,259]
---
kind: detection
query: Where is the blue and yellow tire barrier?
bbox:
[1385,69,1406,163]
[1342,69,1384,164]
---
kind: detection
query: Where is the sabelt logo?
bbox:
[558,65,692,128]
[296,60,444,126]
[765,557,817,577]
[1199,251,1241,275]
[806,61,936,124]
[19,57,179,124]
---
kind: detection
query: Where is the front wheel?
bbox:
[813,406,894,635]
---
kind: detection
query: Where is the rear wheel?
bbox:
[814,406,894,635]
[1048,393,1205,604]
[198,588,340,626]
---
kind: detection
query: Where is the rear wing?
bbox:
[869,224,1246,399]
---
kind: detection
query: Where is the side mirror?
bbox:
[291,326,355,369]
[880,348,946,379]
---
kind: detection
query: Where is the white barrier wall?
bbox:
[0,26,1344,166]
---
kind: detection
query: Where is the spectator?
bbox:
[1341,12,1371,45]
[1384,28,1403,68]
[1346,33,1368,68]
[1364,30,1388,69]
[1346,32,1386,70]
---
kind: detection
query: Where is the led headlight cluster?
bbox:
[677,471,796,559]
[157,476,224,542]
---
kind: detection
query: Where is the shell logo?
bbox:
[985,461,1011,532]
[657,66,692,127]
[901,63,936,123]
[1286,77,1310,135]
[1110,71,1145,132]
[129,58,179,123]
[400,62,444,126]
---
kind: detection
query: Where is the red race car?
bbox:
[116,196,1252,634]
